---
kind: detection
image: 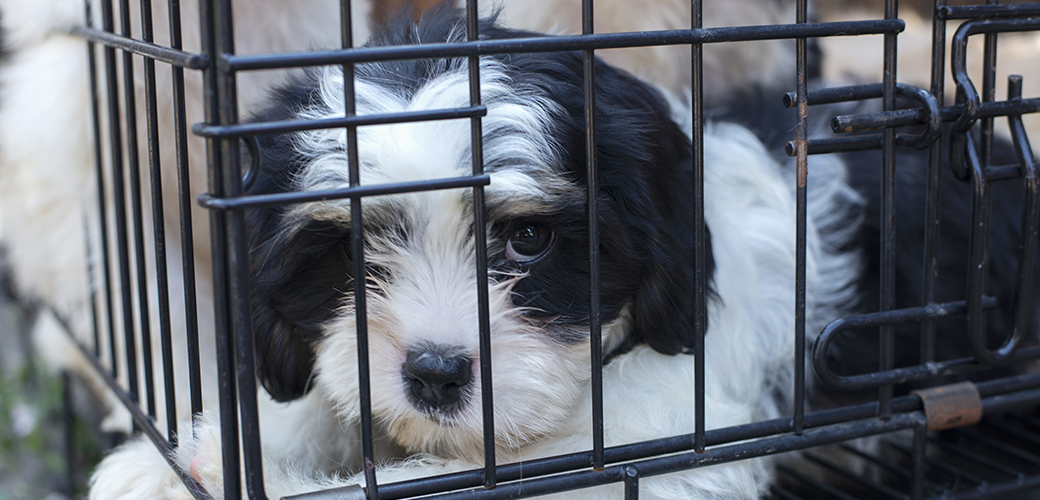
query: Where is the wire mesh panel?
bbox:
[6,0,1038,498]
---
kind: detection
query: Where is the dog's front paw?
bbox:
[176,414,226,496]
[88,437,195,500]
[90,415,226,500]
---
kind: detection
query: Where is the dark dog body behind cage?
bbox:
[0,0,1039,499]
[716,87,1040,390]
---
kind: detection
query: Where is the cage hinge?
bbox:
[911,381,983,431]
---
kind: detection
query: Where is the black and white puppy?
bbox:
[89,8,860,499]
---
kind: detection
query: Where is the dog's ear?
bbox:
[624,133,715,355]
[246,99,346,401]
[249,263,321,403]
[629,224,714,355]
[584,61,716,356]
[248,211,351,402]
[244,83,350,402]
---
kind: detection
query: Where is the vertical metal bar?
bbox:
[119,0,156,417]
[878,0,898,419]
[1008,76,1037,356]
[910,413,928,500]
[84,0,116,367]
[582,0,604,470]
[980,0,999,165]
[169,0,204,420]
[691,0,706,454]
[623,466,639,500]
[198,0,241,497]
[792,0,808,435]
[339,2,378,498]
[464,0,496,489]
[100,0,140,406]
[141,0,179,442]
[975,3,999,363]
[921,0,948,364]
[213,0,267,497]
[228,124,267,497]
[966,131,992,367]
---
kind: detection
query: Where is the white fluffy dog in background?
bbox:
[0,0,367,432]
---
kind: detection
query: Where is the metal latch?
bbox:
[911,381,983,431]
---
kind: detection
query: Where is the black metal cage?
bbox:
[39,0,1040,498]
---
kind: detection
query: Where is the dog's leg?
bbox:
[88,435,197,500]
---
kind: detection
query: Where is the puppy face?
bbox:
[247,11,713,459]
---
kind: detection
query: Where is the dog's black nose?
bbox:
[403,347,473,409]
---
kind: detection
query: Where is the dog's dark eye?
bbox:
[505,224,554,263]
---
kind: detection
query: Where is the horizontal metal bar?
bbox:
[776,464,860,500]
[986,164,1026,181]
[954,428,1040,467]
[193,106,488,138]
[69,26,208,69]
[785,135,882,155]
[282,373,1040,500]
[785,83,888,107]
[301,414,925,500]
[222,20,904,72]
[811,298,1040,390]
[976,372,1040,397]
[832,108,926,133]
[887,439,988,486]
[930,474,1040,500]
[837,443,946,490]
[926,437,1023,478]
[816,345,1040,391]
[424,415,927,500]
[831,98,1040,134]
[323,402,920,499]
[198,174,491,211]
[804,452,911,500]
[939,4,1040,20]
[980,388,1040,413]
[786,131,981,156]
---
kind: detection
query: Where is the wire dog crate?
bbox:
[37,0,1040,498]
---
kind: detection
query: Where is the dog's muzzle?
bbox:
[403,345,473,413]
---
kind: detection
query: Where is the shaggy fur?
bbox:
[87,9,861,499]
